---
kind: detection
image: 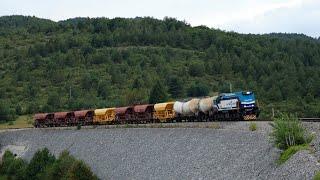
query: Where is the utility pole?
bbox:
[229,83,232,93]
[272,107,275,118]
[69,86,72,99]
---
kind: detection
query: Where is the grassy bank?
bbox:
[0,115,33,130]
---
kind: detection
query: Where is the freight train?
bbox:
[33,91,260,128]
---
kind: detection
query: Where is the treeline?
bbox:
[0,148,98,180]
[0,15,319,120]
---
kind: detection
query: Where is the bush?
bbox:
[249,122,257,131]
[0,150,27,179]
[77,123,82,130]
[26,148,56,179]
[44,150,98,180]
[65,160,98,180]
[270,113,313,150]
[278,144,309,164]
[7,157,27,179]
[0,149,98,180]
[314,171,320,180]
[0,150,15,174]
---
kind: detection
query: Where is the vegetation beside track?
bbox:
[0,15,319,124]
[0,115,33,130]
[270,113,314,164]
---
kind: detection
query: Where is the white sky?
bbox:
[1,0,320,37]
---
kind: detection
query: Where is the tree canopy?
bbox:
[0,15,319,118]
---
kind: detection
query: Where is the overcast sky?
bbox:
[1,0,320,37]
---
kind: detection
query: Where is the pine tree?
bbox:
[168,76,184,98]
[149,80,169,104]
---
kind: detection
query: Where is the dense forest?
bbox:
[0,15,319,120]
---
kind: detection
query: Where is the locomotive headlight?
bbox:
[244,104,254,108]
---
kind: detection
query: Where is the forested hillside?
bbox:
[0,15,319,120]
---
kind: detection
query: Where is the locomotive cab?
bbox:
[238,91,260,120]
[214,91,260,120]
[215,93,239,112]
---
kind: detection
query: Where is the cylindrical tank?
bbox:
[173,101,183,114]
[199,96,217,114]
[181,98,200,116]
[188,98,200,113]
[182,101,192,115]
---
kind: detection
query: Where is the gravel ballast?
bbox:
[0,122,319,179]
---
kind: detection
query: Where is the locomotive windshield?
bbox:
[242,91,252,95]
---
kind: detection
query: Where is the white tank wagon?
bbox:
[188,98,200,114]
[180,98,200,116]
[173,101,184,115]
[199,96,218,114]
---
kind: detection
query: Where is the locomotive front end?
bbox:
[238,91,260,120]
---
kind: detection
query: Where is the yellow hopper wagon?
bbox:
[94,108,116,124]
[153,102,175,122]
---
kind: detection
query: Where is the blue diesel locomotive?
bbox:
[215,91,259,120]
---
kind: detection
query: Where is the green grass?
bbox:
[249,122,257,131]
[314,171,320,180]
[278,144,310,164]
[0,115,34,129]
[270,113,313,150]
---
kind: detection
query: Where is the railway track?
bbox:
[2,118,320,132]
[298,118,320,122]
[254,118,320,122]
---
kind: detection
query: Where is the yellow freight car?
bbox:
[94,108,116,124]
[153,102,175,122]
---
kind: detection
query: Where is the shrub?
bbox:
[77,123,82,130]
[0,150,27,179]
[0,150,15,174]
[0,149,98,180]
[278,144,309,164]
[314,171,320,180]
[26,148,56,179]
[8,121,14,126]
[65,160,98,180]
[270,113,313,150]
[249,122,257,131]
[7,157,27,179]
[44,150,78,180]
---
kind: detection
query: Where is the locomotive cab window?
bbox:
[242,91,252,95]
